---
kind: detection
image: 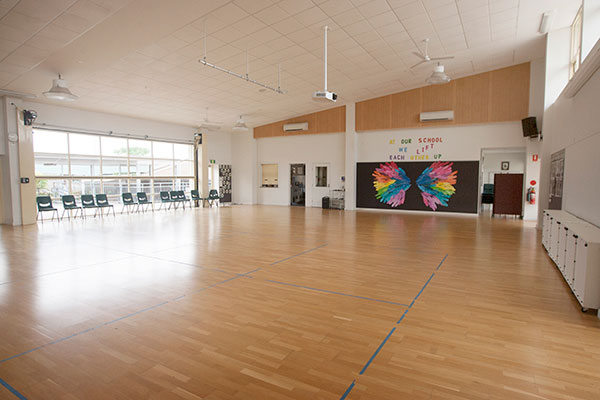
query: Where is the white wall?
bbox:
[582,0,600,62]
[256,133,345,206]
[541,66,600,226]
[231,130,256,204]
[204,131,232,165]
[356,122,527,162]
[352,122,538,217]
[22,101,196,141]
[529,57,546,130]
[481,151,526,184]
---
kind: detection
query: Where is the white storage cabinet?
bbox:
[542,210,600,318]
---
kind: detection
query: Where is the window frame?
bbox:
[33,129,195,202]
[569,6,583,79]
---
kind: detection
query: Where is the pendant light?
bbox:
[43,74,78,101]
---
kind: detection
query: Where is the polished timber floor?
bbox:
[1,206,599,400]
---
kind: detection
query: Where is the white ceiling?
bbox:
[0,0,581,130]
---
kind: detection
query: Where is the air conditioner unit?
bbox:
[283,122,309,132]
[420,110,454,122]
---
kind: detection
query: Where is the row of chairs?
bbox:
[36,194,116,221]
[36,189,225,221]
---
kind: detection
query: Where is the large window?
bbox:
[34,130,195,204]
[570,6,583,79]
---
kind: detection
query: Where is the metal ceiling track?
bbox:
[198,22,286,95]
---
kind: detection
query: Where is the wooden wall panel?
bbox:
[254,106,346,138]
[356,95,391,131]
[356,62,530,132]
[420,81,456,127]
[253,124,272,138]
[316,106,346,133]
[421,81,455,112]
[455,72,490,124]
[489,63,530,122]
[390,88,421,129]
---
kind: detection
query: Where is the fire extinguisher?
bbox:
[527,187,536,204]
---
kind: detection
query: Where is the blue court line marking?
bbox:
[0,269,254,365]
[396,309,409,324]
[266,280,409,307]
[270,243,328,265]
[0,378,27,400]
[409,272,435,309]
[239,267,262,276]
[436,254,448,270]
[359,326,396,375]
[0,256,134,286]
[339,379,356,400]
[338,253,448,399]
[0,300,169,364]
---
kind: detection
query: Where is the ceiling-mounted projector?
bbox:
[313,90,337,102]
[312,25,337,103]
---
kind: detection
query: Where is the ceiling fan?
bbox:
[199,107,223,131]
[411,38,454,69]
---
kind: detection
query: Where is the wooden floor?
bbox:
[1,206,599,400]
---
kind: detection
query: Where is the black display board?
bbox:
[356,161,479,213]
[219,164,232,203]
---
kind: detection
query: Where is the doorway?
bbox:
[313,163,330,207]
[208,164,219,192]
[290,164,305,206]
[480,148,526,216]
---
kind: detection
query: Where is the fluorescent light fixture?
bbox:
[426,63,451,85]
[539,11,555,34]
[43,75,78,101]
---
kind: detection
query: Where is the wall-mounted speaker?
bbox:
[23,110,37,126]
[521,117,538,137]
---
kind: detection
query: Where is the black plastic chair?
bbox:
[481,184,494,204]
[121,193,139,214]
[36,196,59,222]
[191,189,204,207]
[158,191,173,210]
[207,189,223,207]
[136,192,153,212]
[95,194,115,216]
[177,190,191,208]
[169,190,183,209]
[81,194,99,217]
[61,195,83,219]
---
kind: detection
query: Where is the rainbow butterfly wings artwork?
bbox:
[415,162,458,211]
[372,161,458,211]
[373,162,411,207]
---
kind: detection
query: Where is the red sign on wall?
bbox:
[532,154,539,162]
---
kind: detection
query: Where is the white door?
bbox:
[313,163,330,207]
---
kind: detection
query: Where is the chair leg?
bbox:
[112,206,115,217]
[61,209,66,219]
